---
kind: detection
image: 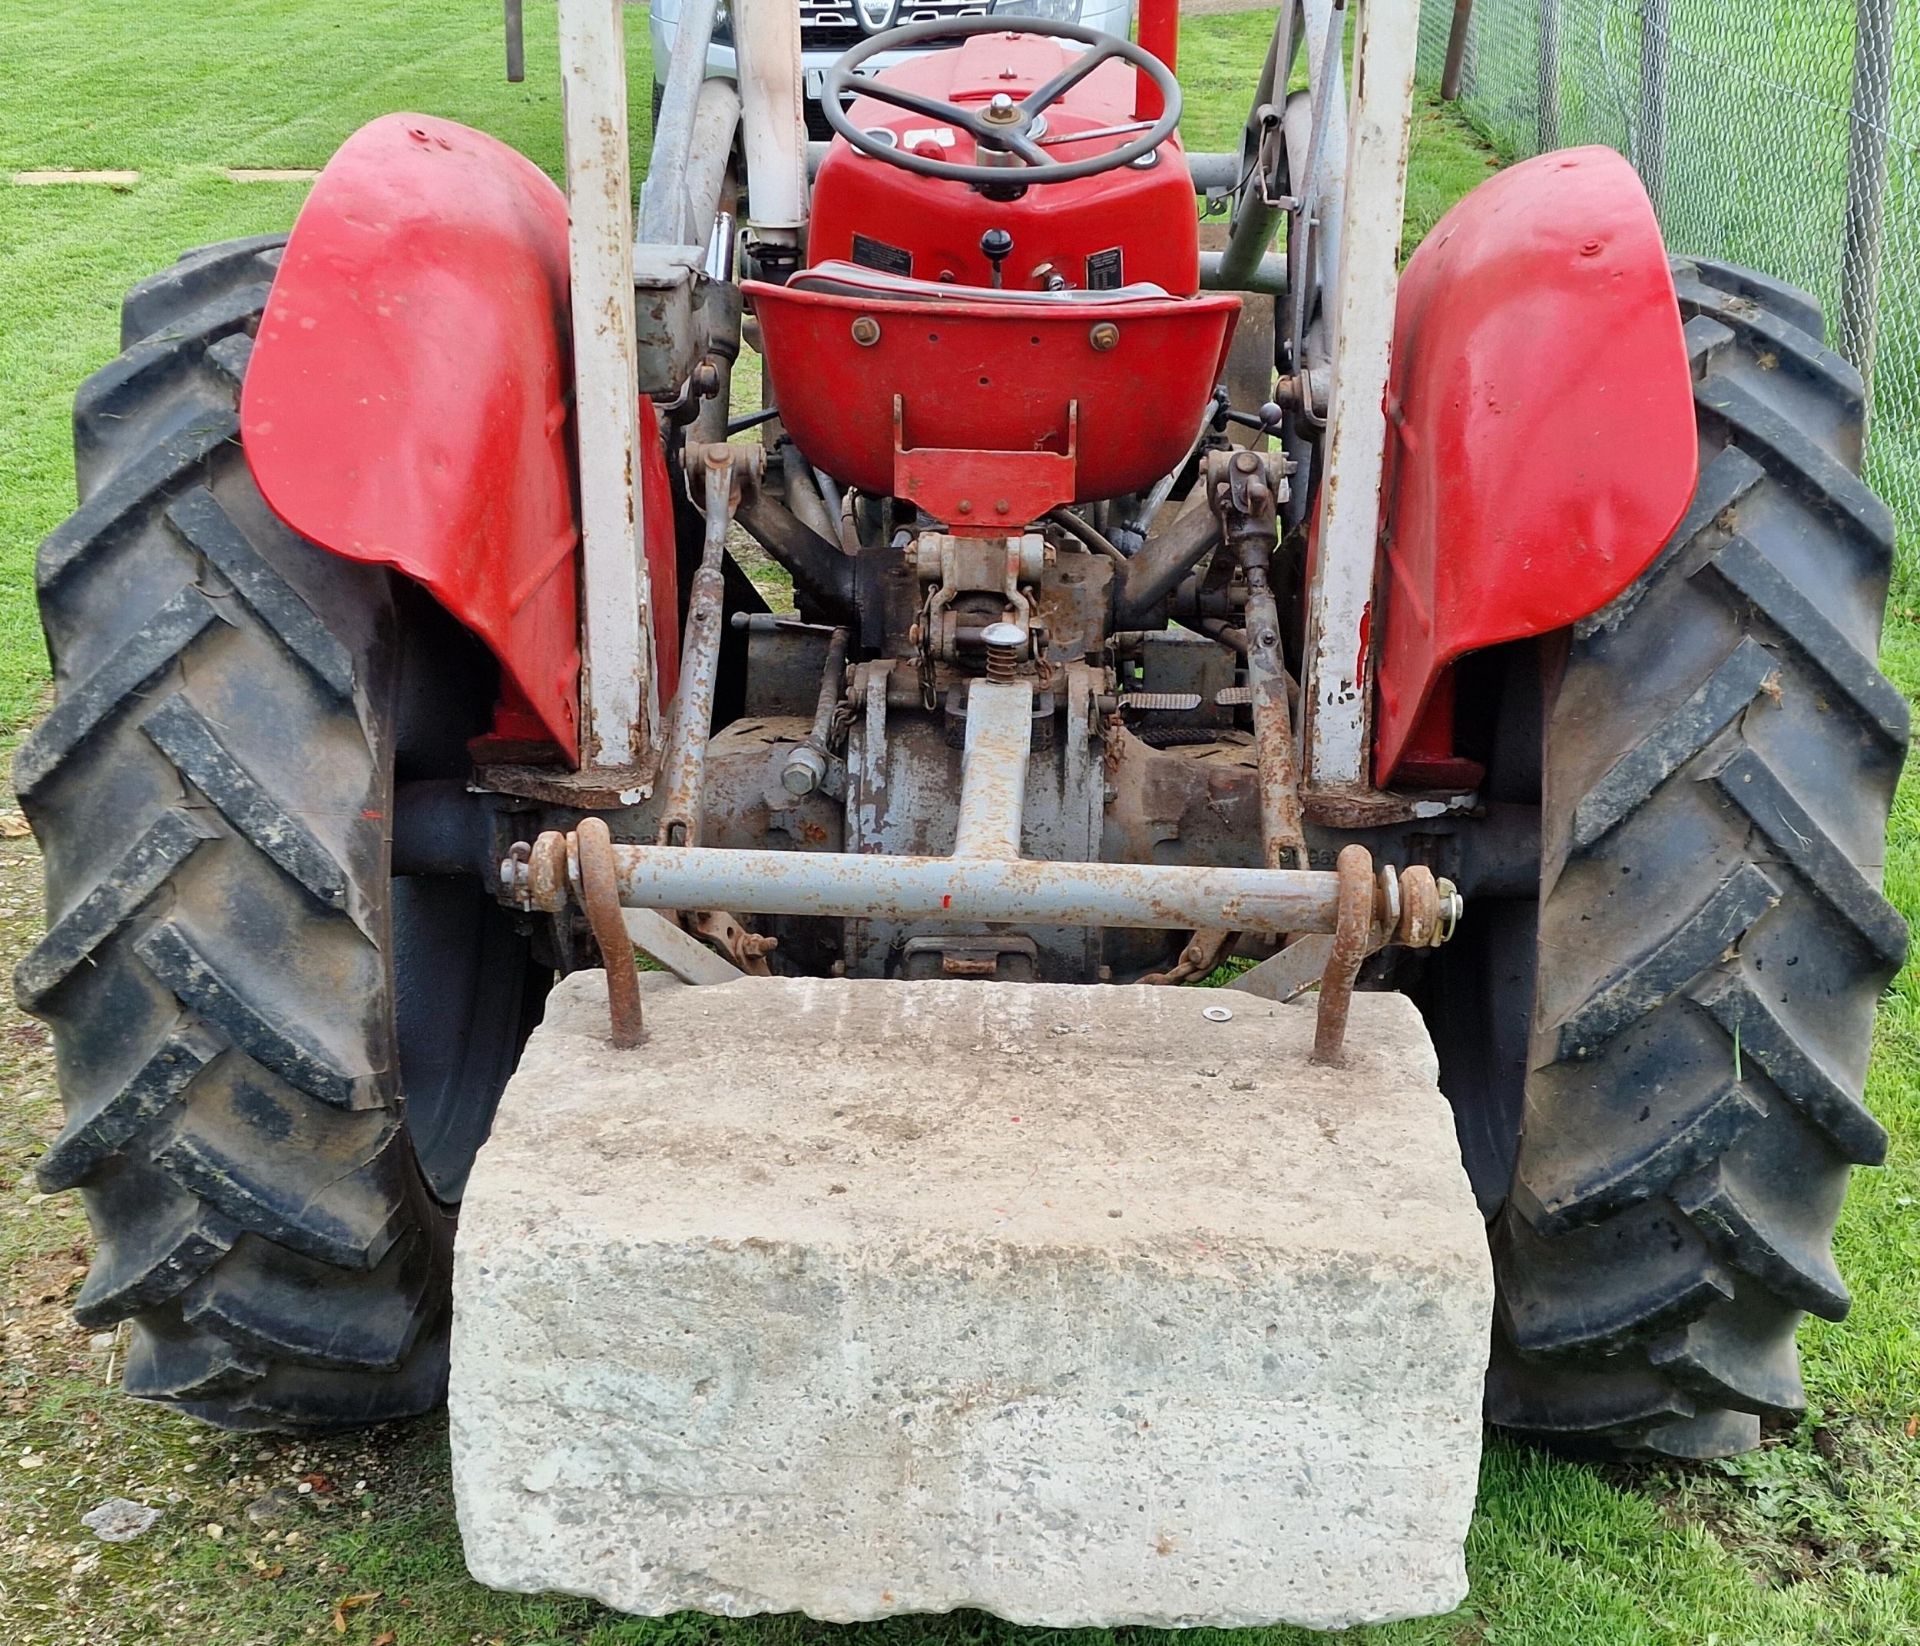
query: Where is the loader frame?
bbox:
[555,0,1418,798]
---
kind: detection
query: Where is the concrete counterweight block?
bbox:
[450,973,1492,1630]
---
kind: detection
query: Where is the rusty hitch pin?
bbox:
[575,817,645,1049]
[1311,843,1374,1067]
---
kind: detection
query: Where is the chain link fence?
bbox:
[1418,0,1918,556]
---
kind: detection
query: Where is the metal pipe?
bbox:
[733,0,809,253]
[1841,0,1896,382]
[1046,506,1128,565]
[1441,0,1474,100]
[951,680,1033,861]
[1537,0,1562,151]
[1288,8,1346,376]
[1200,249,1288,294]
[587,847,1353,934]
[504,0,525,82]
[637,0,722,244]
[735,490,858,619]
[656,451,743,844]
[1215,131,1286,291]
[780,441,840,542]
[681,78,743,247]
[1117,506,1223,625]
[827,472,862,556]
[780,626,850,797]
[1636,0,1670,216]
[1186,151,1245,192]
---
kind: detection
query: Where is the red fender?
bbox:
[1373,146,1698,785]
[242,113,676,763]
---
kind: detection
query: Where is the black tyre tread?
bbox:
[119,237,284,349]
[17,237,457,1430]
[1489,259,1907,1457]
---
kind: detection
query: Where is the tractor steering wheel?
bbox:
[821,16,1181,188]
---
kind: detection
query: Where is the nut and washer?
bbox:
[851,315,882,347]
[1089,321,1120,352]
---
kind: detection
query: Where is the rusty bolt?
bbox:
[525,831,570,913]
[957,499,974,515]
[1089,321,1120,352]
[994,498,1010,515]
[851,315,882,347]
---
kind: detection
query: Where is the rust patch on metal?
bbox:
[577,817,645,1048]
[1311,844,1374,1068]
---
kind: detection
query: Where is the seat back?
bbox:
[749,268,1240,529]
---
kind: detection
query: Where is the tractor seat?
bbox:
[789,258,1172,306]
[745,268,1240,522]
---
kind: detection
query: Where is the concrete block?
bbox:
[450,974,1491,1630]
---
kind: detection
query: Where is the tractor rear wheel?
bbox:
[1466,259,1907,1457]
[14,237,546,1429]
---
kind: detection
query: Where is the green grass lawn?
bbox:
[2,4,1918,1644]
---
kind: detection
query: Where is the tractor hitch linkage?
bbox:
[500,825,1461,1067]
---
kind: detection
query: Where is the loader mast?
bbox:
[557,0,1421,803]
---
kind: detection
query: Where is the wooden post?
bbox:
[1841,0,1896,392]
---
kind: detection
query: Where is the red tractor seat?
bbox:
[747,272,1240,527]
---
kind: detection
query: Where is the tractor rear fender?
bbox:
[242,114,674,764]
[1374,146,1698,785]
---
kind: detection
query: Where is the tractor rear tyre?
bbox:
[1464,260,1907,1457]
[14,238,547,1429]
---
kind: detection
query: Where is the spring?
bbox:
[981,620,1026,683]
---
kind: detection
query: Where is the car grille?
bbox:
[800,0,992,52]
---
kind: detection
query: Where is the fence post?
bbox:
[1442,0,1475,100]
[1637,0,1670,215]
[1537,0,1561,151]
[1841,0,1896,392]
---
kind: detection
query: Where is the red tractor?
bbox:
[15,0,1903,1471]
